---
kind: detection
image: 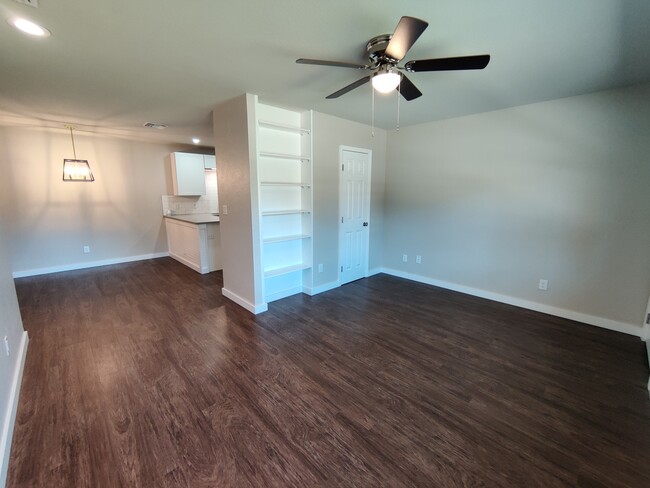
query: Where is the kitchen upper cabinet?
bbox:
[170,152,206,195]
[203,155,216,169]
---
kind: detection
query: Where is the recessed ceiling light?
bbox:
[192,137,200,144]
[10,18,50,37]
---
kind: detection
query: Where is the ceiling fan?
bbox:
[296,16,490,101]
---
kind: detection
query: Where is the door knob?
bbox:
[363,222,368,227]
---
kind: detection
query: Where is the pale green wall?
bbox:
[312,112,387,288]
[0,217,26,486]
[383,84,650,329]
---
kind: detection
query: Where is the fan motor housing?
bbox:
[366,34,395,65]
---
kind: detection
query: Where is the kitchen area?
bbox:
[162,152,221,274]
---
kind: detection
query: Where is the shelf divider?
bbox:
[259,151,309,162]
[263,234,311,244]
[261,209,311,216]
[264,263,311,278]
[258,120,310,135]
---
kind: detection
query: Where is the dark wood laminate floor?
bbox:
[8,258,650,487]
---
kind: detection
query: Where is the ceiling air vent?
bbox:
[13,0,39,7]
[143,122,168,129]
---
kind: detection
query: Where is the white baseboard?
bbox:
[304,279,341,296]
[0,331,29,488]
[168,252,202,274]
[266,286,303,304]
[12,252,170,278]
[221,288,267,314]
[381,268,644,338]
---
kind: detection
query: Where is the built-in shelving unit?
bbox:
[255,102,313,303]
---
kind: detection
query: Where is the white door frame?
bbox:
[338,145,372,284]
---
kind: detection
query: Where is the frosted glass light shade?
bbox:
[63,159,94,182]
[372,68,401,93]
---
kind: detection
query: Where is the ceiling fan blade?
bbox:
[398,74,422,101]
[296,58,370,70]
[405,54,490,72]
[326,76,371,99]
[385,16,429,62]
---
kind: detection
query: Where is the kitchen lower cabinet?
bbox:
[165,218,221,274]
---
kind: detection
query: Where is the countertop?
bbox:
[164,213,220,224]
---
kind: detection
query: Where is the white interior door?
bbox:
[339,146,371,285]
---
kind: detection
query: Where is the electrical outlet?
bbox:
[416,255,422,264]
[83,245,90,254]
[538,279,548,291]
[222,204,228,215]
[318,264,323,273]
[402,254,408,263]
[3,336,9,356]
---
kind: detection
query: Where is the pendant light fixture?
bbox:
[62,125,94,182]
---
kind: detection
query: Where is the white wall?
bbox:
[312,112,387,288]
[383,84,650,332]
[0,125,192,275]
[0,217,27,487]
[213,94,265,312]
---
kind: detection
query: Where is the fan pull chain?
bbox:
[371,87,375,138]
[397,81,401,131]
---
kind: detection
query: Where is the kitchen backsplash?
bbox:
[161,170,218,215]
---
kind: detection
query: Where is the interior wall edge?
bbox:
[303,279,340,297]
[0,331,28,488]
[221,287,268,315]
[381,268,644,339]
[11,252,169,278]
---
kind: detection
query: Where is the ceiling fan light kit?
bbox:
[372,65,401,94]
[296,15,491,104]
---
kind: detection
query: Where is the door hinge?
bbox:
[342,163,344,171]
[341,266,343,272]
[647,313,650,325]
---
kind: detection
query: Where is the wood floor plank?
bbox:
[7,258,650,487]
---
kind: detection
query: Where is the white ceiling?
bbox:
[1,0,649,146]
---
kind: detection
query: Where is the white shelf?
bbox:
[260,181,311,188]
[259,151,310,162]
[262,209,311,216]
[258,120,310,135]
[263,234,311,244]
[264,263,311,278]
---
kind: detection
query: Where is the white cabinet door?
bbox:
[203,155,216,169]
[171,152,206,195]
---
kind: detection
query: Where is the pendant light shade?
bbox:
[62,125,94,182]
[63,159,94,181]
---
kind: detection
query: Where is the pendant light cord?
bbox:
[69,126,77,159]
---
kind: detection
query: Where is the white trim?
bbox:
[12,252,170,278]
[381,268,644,338]
[168,252,202,274]
[266,286,303,304]
[303,279,341,296]
[221,287,268,314]
[0,331,28,488]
